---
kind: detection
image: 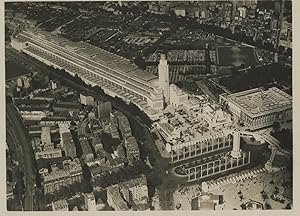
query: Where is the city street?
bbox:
[6,103,36,211]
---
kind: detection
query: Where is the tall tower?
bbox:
[231,129,242,159]
[158,54,170,105]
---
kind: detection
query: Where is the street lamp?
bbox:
[237,181,242,195]
[270,173,274,185]
[260,181,265,194]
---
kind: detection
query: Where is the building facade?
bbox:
[166,132,233,163]
[121,175,148,203]
[35,148,62,160]
[169,84,189,107]
[97,101,112,119]
[43,159,83,194]
[80,94,95,106]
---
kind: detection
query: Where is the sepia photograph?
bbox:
[4,0,293,212]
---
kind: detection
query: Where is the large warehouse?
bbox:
[11,28,165,120]
[219,87,292,131]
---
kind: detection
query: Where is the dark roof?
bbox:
[41,116,77,121]
[52,111,71,117]
[36,156,70,170]
[79,92,94,97]
[24,120,40,126]
[28,125,57,132]
[17,104,50,111]
[28,125,42,132]
[15,98,50,105]
[54,102,81,110]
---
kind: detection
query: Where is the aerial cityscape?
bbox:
[5,0,293,211]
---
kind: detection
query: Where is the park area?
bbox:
[217,63,292,93]
[5,60,31,80]
[216,46,260,67]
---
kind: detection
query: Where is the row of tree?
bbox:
[271,128,292,151]
[219,63,292,93]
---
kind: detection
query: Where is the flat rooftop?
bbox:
[21,28,158,85]
[225,87,292,118]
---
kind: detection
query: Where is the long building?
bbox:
[219,87,292,131]
[115,111,132,139]
[11,28,165,120]
[79,136,94,163]
[41,126,51,145]
[62,132,77,159]
[35,148,62,160]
